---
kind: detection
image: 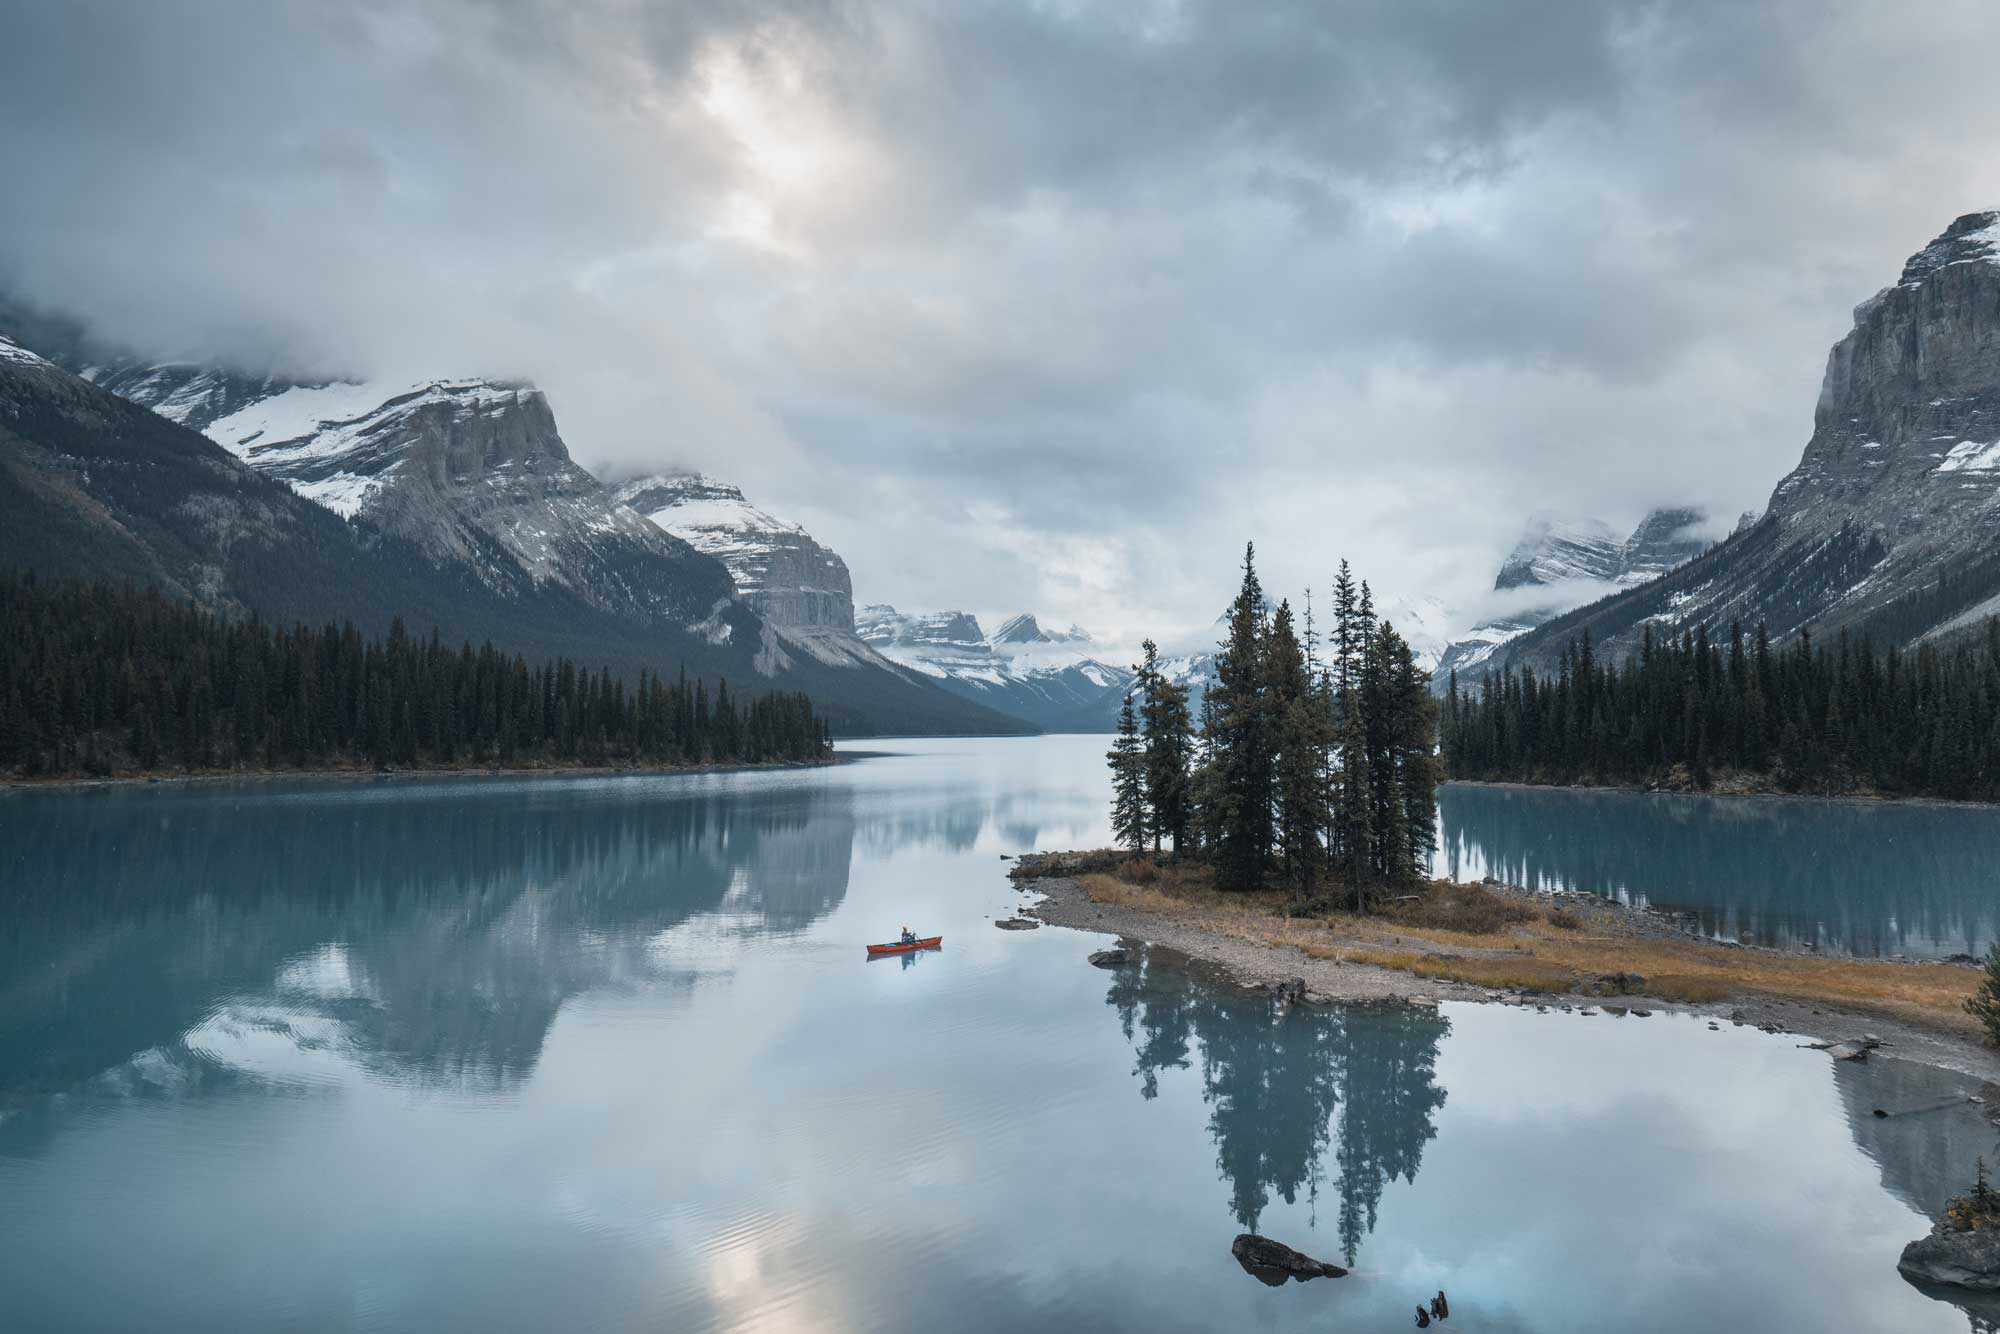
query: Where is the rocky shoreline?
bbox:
[1005,852,2000,1086]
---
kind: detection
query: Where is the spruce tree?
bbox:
[1206,543,1274,890]
[1108,692,1149,857]
[1266,600,1329,901]
[1331,562,1374,907]
[1137,638,1196,858]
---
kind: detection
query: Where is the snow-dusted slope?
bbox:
[1434,507,1716,686]
[1494,514,1622,589]
[1487,209,2000,680]
[858,606,1134,731]
[614,473,852,633]
[612,472,926,674]
[104,372,737,625]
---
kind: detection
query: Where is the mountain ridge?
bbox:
[1481,209,2000,681]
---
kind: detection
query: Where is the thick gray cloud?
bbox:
[4,0,1999,651]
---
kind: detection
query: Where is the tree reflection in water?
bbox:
[1107,946,1448,1262]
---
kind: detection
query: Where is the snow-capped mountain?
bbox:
[1433,507,1717,685]
[1494,515,1623,589]
[0,302,1033,737]
[857,607,1134,732]
[1489,209,2000,678]
[1617,507,1712,585]
[612,472,893,670]
[95,370,736,627]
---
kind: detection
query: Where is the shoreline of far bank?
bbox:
[0,753,840,793]
[1006,852,2000,1088]
[1443,777,2000,813]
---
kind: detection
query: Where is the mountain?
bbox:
[989,613,1091,647]
[0,333,689,648]
[611,472,888,670]
[1494,515,1623,589]
[1486,209,2000,679]
[98,371,736,625]
[1618,506,1712,585]
[0,326,1027,738]
[857,606,1134,732]
[1434,507,1716,684]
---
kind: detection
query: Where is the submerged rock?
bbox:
[1087,947,1129,968]
[1230,1233,1348,1286]
[1900,1225,2000,1290]
[993,918,1039,931]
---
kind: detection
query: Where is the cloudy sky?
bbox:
[5,0,2000,652]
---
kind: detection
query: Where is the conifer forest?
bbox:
[0,574,833,778]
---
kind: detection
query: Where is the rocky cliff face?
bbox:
[155,377,738,625]
[614,473,854,633]
[1487,209,2000,680]
[1617,507,1711,584]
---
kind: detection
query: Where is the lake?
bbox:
[0,737,1992,1332]
[1439,781,2000,958]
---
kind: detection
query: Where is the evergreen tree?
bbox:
[1107,692,1149,856]
[1267,600,1329,900]
[1203,544,1275,890]
[1137,638,1195,857]
[0,574,832,777]
[1331,562,1375,907]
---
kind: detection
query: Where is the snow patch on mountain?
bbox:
[1935,439,2000,473]
[0,334,50,368]
[1495,514,1622,589]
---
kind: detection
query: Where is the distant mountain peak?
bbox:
[1494,513,1622,590]
[1896,208,2000,288]
[988,613,1092,647]
[612,471,761,514]
[857,604,1130,730]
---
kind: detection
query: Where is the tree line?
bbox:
[1442,618,2000,801]
[0,573,832,778]
[1108,546,1440,905]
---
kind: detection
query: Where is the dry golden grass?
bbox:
[1073,866,1984,1028]
[1645,975,1736,1004]
[1311,944,1577,993]
[1382,882,1539,935]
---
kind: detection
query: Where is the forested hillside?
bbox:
[1443,620,2000,801]
[0,575,831,778]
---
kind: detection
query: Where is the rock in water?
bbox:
[1087,948,1129,968]
[1229,1233,1348,1286]
[1900,1224,2000,1290]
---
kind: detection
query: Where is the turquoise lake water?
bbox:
[1439,781,2000,958]
[1,737,1992,1331]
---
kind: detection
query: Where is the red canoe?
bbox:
[866,935,943,956]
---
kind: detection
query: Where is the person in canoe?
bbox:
[899,925,916,945]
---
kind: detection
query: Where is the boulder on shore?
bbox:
[1231,1233,1348,1286]
[1900,1224,2000,1290]
[1088,947,1129,968]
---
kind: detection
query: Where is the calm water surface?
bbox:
[1,738,1993,1332]
[1440,781,2000,957]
